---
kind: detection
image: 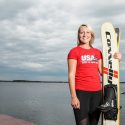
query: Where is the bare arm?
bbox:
[98,59,103,76]
[67,59,80,109]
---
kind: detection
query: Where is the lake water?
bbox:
[0,82,124,125]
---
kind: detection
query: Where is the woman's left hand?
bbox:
[113,52,122,61]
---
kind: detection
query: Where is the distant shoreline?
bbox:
[0,80,125,83]
[0,80,68,83]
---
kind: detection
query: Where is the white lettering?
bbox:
[81,55,97,61]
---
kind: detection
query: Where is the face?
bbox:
[78,26,92,45]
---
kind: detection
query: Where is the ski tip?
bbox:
[101,22,114,31]
[115,27,120,32]
[102,22,113,26]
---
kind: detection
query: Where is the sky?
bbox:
[0,0,125,81]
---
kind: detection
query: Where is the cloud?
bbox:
[0,0,38,20]
[0,0,125,81]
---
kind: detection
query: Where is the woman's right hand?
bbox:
[71,97,80,109]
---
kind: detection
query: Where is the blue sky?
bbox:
[0,0,124,81]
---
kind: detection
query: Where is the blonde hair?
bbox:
[77,24,95,46]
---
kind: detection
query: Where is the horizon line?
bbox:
[0,80,125,83]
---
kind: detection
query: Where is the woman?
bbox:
[67,24,121,125]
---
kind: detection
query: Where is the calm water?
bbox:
[0,82,124,125]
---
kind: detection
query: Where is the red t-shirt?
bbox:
[68,46,102,91]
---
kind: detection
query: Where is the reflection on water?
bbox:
[0,82,124,125]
